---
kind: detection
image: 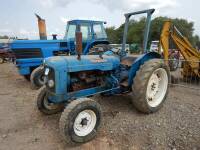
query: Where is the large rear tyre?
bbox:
[59,98,102,144]
[132,59,170,114]
[30,66,45,89]
[37,87,65,115]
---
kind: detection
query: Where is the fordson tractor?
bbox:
[11,15,110,89]
[37,9,170,144]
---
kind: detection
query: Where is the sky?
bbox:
[0,0,199,39]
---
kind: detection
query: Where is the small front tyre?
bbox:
[37,87,65,115]
[132,59,170,113]
[30,66,45,89]
[59,98,102,144]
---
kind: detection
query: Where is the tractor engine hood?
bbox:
[44,55,120,72]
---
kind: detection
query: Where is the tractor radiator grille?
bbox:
[12,48,43,59]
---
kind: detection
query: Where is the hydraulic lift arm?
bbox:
[160,21,200,77]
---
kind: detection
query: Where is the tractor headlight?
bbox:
[45,68,50,76]
[48,79,54,88]
[44,67,55,91]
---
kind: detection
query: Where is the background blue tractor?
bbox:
[11,17,110,89]
[36,9,170,144]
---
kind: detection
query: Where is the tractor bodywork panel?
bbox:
[43,52,161,103]
[127,52,161,86]
[11,40,68,75]
[40,9,161,104]
[45,55,120,72]
[44,55,120,103]
[11,20,109,76]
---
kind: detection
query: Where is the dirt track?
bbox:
[0,63,199,150]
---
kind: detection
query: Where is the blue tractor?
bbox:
[11,17,110,89]
[37,9,170,143]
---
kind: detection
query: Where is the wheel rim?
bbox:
[146,68,168,107]
[73,109,97,137]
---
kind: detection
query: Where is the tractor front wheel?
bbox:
[37,87,65,115]
[30,66,45,89]
[59,98,102,144]
[132,59,170,113]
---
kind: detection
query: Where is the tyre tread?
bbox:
[132,59,170,113]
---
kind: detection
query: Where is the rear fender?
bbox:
[128,52,161,87]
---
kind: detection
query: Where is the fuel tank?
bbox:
[44,55,120,72]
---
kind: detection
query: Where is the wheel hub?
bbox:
[146,68,168,107]
[148,73,160,100]
[80,118,89,126]
[74,110,97,137]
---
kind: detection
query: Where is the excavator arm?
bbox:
[160,21,200,77]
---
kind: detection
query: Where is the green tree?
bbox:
[105,16,200,48]
[0,35,9,39]
[105,27,118,44]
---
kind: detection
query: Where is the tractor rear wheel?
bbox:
[59,98,102,144]
[132,59,170,113]
[37,87,65,115]
[30,66,45,89]
[0,57,4,64]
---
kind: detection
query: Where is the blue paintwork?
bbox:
[66,20,109,55]
[68,20,105,24]
[44,52,161,103]
[18,66,30,75]
[11,39,67,74]
[44,54,120,102]
[45,55,120,72]
[127,52,161,86]
[10,20,109,76]
[42,9,162,104]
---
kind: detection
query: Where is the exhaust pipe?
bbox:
[52,34,57,40]
[35,14,47,40]
[76,31,83,60]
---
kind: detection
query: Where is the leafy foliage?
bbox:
[106,16,200,48]
[0,35,9,39]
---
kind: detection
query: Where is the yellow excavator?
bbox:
[160,21,200,77]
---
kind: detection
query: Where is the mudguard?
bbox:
[128,52,161,87]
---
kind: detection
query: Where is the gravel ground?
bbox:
[0,63,199,150]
